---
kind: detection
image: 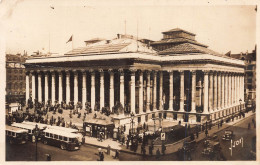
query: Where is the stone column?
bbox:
[130,69,136,113]
[191,70,196,113]
[179,70,184,112]
[44,72,49,102]
[146,70,151,112]
[58,72,63,103]
[169,70,174,110]
[228,73,232,107]
[242,74,245,102]
[109,69,114,110]
[119,69,124,108]
[153,71,157,111]
[139,70,143,112]
[66,71,70,104]
[203,71,209,114]
[234,74,237,105]
[32,72,36,102]
[90,70,95,110]
[159,71,163,110]
[217,72,221,109]
[99,69,104,109]
[74,71,78,104]
[37,71,42,102]
[213,72,217,110]
[51,71,55,105]
[208,72,213,112]
[225,73,228,108]
[26,72,30,103]
[82,71,87,107]
[221,72,225,109]
[232,73,235,105]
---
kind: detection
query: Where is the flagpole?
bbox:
[72,35,74,50]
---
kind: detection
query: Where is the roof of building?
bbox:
[65,38,156,55]
[162,28,196,36]
[159,42,222,56]
[150,37,207,48]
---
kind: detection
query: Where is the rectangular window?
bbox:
[59,136,63,140]
[12,132,15,136]
[54,134,58,139]
[50,133,53,138]
[46,133,49,137]
[64,137,68,141]
[138,117,141,123]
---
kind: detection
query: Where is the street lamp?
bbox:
[34,124,40,161]
[130,112,134,135]
[239,98,242,118]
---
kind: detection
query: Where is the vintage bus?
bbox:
[11,123,43,141]
[41,128,81,151]
[6,125,28,144]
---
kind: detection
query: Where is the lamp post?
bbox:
[239,98,242,118]
[34,124,40,161]
[130,112,134,135]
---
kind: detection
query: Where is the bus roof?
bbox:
[48,126,78,133]
[43,128,81,138]
[22,121,48,129]
[6,125,28,133]
[22,121,78,133]
[12,123,36,130]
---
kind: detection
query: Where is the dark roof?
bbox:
[151,37,207,48]
[159,43,222,56]
[162,28,196,36]
[65,43,130,55]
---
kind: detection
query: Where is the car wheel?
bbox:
[61,144,66,150]
[43,140,48,145]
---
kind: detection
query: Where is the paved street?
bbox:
[6,113,256,161]
[119,113,256,161]
[6,141,117,161]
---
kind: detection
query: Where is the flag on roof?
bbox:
[66,35,73,43]
[225,51,231,56]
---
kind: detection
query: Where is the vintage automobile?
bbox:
[202,141,221,156]
[222,130,234,141]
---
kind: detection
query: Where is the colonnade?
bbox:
[26,69,244,116]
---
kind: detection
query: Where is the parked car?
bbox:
[222,130,233,141]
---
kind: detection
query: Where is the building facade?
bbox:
[25,28,245,132]
[229,48,256,106]
[6,54,27,104]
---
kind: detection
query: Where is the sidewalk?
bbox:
[83,111,255,156]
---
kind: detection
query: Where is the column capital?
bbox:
[72,70,78,74]
[178,70,184,74]
[152,70,158,74]
[202,70,210,75]
[79,69,86,74]
[118,68,124,73]
[108,68,114,74]
[145,70,152,74]
[190,70,196,74]
[98,69,104,73]
[129,68,137,73]
[36,70,42,74]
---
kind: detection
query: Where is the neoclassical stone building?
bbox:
[25,29,245,129]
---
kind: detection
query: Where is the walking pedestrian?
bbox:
[126,139,129,149]
[196,131,199,138]
[248,123,251,130]
[149,145,153,155]
[100,152,104,161]
[82,136,85,144]
[46,154,51,161]
[156,148,161,160]
[107,145,111,155]
[162,143,166,155]
[114,150,119,159]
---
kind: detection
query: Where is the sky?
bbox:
[0,0,257,55]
